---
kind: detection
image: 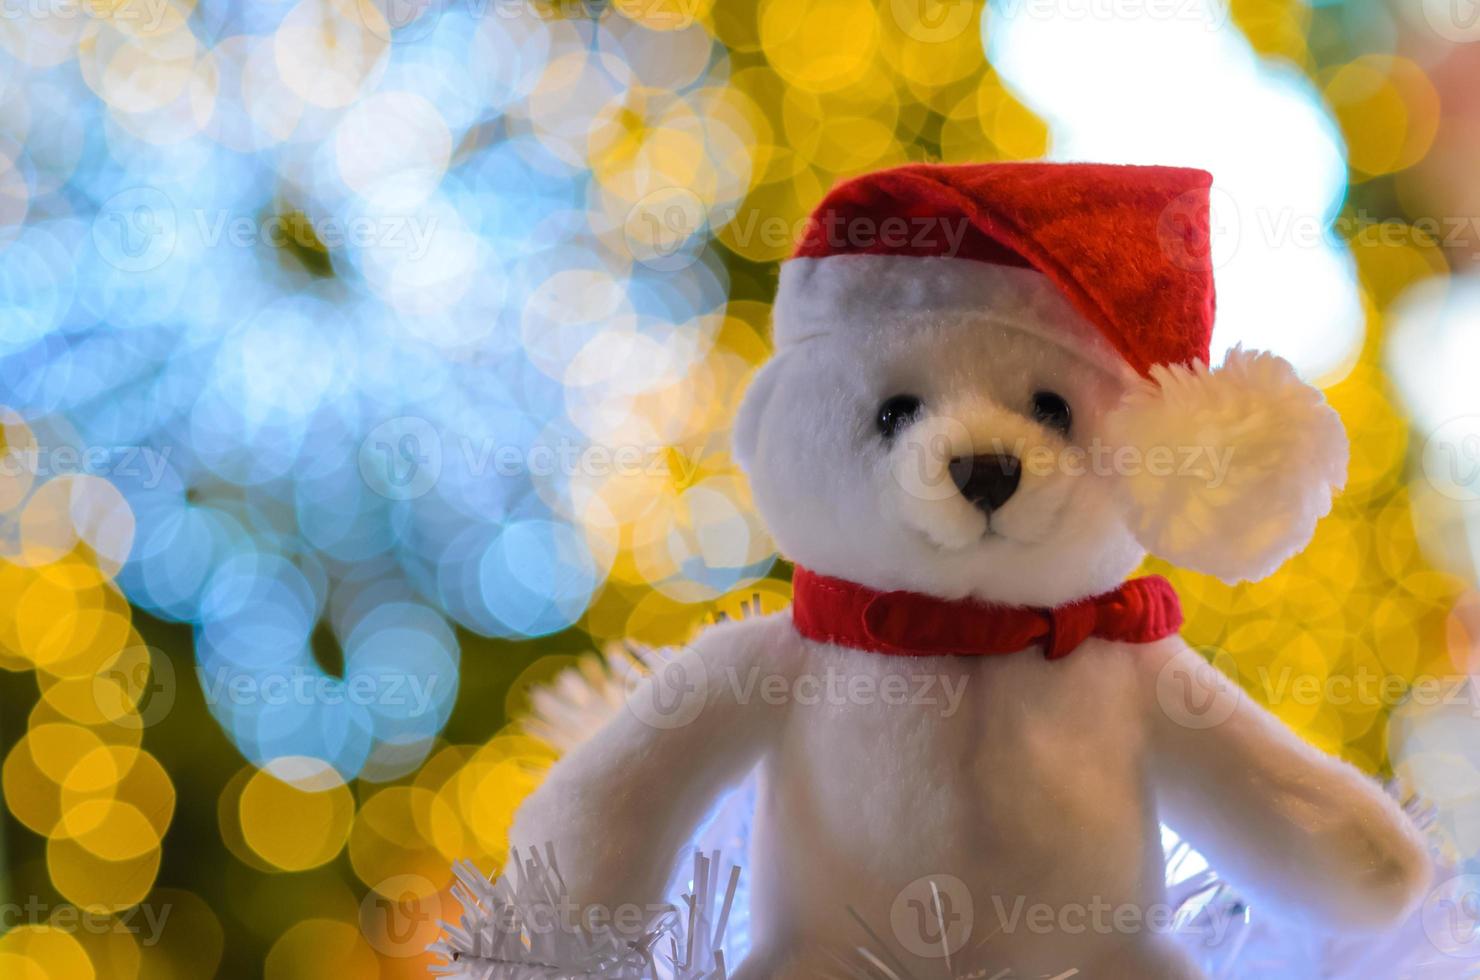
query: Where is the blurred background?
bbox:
[1,0,1480,975]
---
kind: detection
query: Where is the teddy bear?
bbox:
[504,162,1433,979]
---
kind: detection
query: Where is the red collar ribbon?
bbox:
[790,567,1183,660]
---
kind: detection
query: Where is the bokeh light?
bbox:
[0,0,1478,976]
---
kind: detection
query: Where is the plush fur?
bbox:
[1105,348,1350,583]
[738,296,1143,608]
[509,266,1430,978]
[772,254,1127,364]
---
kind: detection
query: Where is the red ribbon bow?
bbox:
[791,567,1183,660]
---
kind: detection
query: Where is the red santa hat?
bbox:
[774,162,1348,583]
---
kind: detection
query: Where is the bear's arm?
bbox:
[508,612,791,928]
[1139,636,1432,931]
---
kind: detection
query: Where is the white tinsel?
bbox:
[430,847,740,980]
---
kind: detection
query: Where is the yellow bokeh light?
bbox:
[13,575,98,672]
[29,721,106,783]
[760,0,880,94]
[715,162,824,263]
[1323,56,1441,180]
[239,766,356,871]
[1228,0,1312,66]
[64,800,162,861]
[348,786,449,894]
[59,746,175,843]
[1333,394,1407,500]
[71,926,141,980]
[1349,226,1448,312]
[0,955,47,980]
[783,90,902,175]
[38,634,154,727]
[0,926,95,980]
[264,919,380,980]
[47,833,161,913]
[882,1,984,97]
[217,765,277,872]
[452,736,553,862]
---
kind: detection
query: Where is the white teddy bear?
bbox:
[505,162,1432,979]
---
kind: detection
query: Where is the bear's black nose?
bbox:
[949,454,1021,513]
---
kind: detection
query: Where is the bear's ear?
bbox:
[1103,347,1349,584]
[733,358,783,474]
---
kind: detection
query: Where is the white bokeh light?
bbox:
[986,0,1362,380]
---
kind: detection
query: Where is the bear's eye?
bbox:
[1032,391,1072,435]
[876,394,923,439]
